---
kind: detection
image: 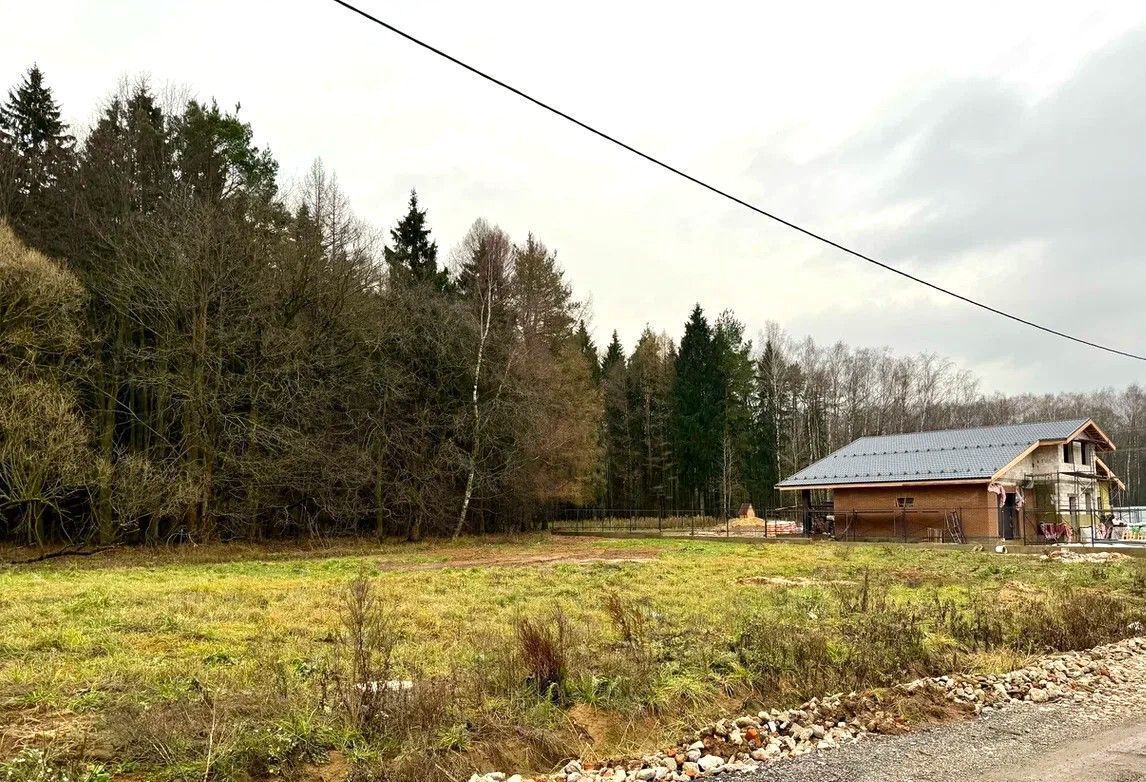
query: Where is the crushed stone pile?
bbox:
[467,636,1146,782]
[1040,548,1131,564]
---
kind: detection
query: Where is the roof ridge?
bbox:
[778,417,1096,489]
[846,417,1088,444]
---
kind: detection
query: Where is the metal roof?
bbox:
[777,418,1089,489]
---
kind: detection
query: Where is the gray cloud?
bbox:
[777,27,1146,391]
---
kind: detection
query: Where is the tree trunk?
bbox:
[374,475,386,538]
[454,279,492,541]
[97,361,117,545]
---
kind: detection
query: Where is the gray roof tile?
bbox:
[777,418,1088,488]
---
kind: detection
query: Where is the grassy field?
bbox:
[2,535,1145,781]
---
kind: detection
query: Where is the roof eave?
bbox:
[776,477,991,491]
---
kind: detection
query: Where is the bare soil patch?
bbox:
[0,706,96,760]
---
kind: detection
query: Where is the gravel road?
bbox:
[732,660,1146,782]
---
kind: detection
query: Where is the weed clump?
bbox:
[515,612,570,702]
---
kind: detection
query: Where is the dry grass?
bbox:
[2,535,1145,780]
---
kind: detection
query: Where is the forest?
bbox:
[1,65,1143,545]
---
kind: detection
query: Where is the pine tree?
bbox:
[173,99,278,206]
[671,304,722,514]
[385,189,448,290]
[0,65,75,254]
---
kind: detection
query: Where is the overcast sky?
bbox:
[2,0,1144,394]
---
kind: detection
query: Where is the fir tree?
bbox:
[385,189,448,290]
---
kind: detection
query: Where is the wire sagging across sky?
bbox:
[327,0,1146,363]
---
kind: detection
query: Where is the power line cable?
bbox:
[327,0,1146,362]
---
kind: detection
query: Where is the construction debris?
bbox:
[1040,548,1131,564]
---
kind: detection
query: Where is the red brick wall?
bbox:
[832,483,997,541]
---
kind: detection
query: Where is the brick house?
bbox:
[776,418,1121,543]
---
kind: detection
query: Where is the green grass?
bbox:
[1,535,1144,781]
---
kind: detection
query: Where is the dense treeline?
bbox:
[596,320,1146,515]
[1,66,1142,544]
[0,67,598,544]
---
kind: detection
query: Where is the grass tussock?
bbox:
[515,613,570,702]
[2,536,1145,780]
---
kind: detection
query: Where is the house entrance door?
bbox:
[998,493,1017,539]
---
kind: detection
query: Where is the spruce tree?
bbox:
[671,304,722,513]
[714,312,754,516]
[0,65,72,160]
[600,331,630,507]
[385,189,448,290]
[0,65,75,254]
[573,320,600,383]
[601,331,624,375]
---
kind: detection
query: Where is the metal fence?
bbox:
[553,504,1146,546]
[552,507,811,539]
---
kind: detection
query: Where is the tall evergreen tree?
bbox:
[0,65,75,255]
[172,99,278,206]
[714,312,754,516]
[573,320,600,383]
[0,65,73,170]
[601,331,624,375]
[671,305,722,513]
[385,189,448,290]
[600,332,630,507]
